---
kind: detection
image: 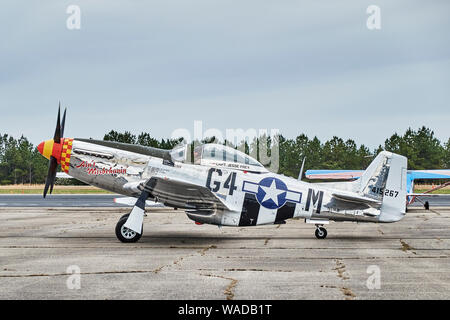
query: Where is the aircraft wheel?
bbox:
[315,227,327,239]
[115,215,142,243]
[120,213,130,220]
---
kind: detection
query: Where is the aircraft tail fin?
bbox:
[359,151,407,222]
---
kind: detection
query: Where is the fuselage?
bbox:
[43,139,382,226]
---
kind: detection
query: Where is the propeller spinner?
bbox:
[37,104,67,198]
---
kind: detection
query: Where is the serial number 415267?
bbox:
[371,187,399,197]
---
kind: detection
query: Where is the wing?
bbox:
[144,176,231,211]
[306,169,450,181]
[409,170,450,180]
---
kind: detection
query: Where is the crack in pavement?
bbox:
[320,285,356,300]
[333,259,350,280]
[214,255,449,260]
[0,269,160,278]
[400,239,417,255]
[199,245,217,256]
[200,273,238,300]
[1,244,219,278]
[198,268,292,273]
[328,259,356,300]
[154,244,217,273]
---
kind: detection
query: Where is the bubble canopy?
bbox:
[170,143,268,173]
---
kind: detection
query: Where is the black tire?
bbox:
[115,216,142,243]
[315,227,327,239]
[120,213,130,220]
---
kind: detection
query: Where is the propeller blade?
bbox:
[61,108,67,138]
[43,156,58,198]
[53,103,61,143]
[43,104,68,198]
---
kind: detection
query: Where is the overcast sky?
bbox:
[0,1,449,149]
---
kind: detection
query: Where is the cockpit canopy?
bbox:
[170,143,268,173]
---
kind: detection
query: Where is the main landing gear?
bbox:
[115,213,143,243]
[115,187,151,243]
[315,225,327,239]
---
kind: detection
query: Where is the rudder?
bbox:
[379,153,407,222]
[359,151,407,222]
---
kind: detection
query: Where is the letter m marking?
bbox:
[305,189,324,213]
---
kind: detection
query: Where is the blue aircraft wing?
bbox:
[305,169,450,193]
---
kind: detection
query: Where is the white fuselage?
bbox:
[68,140,381,226]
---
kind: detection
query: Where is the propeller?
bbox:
[43,104,67,198]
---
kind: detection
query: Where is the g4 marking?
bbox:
[206,168,237,195]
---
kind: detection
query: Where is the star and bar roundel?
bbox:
[242,177,302,209]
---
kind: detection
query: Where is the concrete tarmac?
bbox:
[0,207,449,299]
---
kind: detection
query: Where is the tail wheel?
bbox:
[115,215,142,243]
[315,227,327,239]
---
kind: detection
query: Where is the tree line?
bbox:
[0,126,448,185]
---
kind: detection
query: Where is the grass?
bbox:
[414,184,450,194]
[414,189,450,194]
[0,185,113,194]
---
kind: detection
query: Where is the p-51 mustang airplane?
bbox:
[39,107,411,243]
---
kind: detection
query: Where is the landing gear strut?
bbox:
[315,225,327,239]
[115,186,151,243]
[115,213,143,243]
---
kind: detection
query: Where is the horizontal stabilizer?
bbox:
[332,193,381,207]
